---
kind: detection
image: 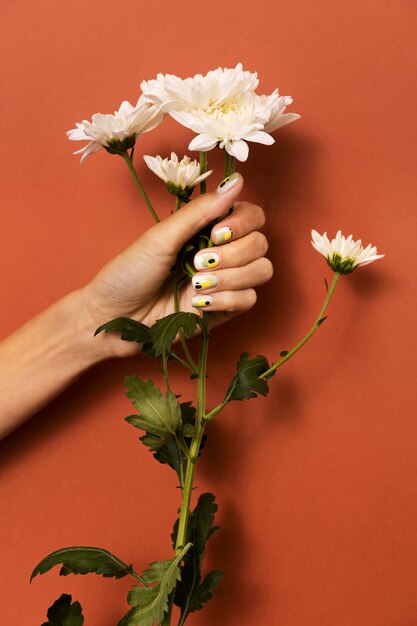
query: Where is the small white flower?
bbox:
[143,152,212,200]
[311,230,384,274]
[67,96,164,162]
[254,90,301,133]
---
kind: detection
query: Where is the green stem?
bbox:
[199,152,207,194]
[224,152,235,178]
[260,272,341,379]
[175,197,182,211]
[172,278,198,373]
[122,152,160,223]
[170,350,196,373]
[174,330,209,554]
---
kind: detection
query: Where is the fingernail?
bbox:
[216,172,239,193]
[192,295,213,308]
[194,252,220,270]
[192,274,219,290]
[213,226,233,244]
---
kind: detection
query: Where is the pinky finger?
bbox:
[191,288,257,314]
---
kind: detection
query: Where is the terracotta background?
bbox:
[1,1,416,625]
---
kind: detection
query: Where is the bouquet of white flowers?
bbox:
[30,64,383,626]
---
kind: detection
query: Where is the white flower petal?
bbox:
[311,230,383,273]
[225,140,249,161]
[189,134,219,152]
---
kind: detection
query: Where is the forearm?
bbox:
[0,289,112,440]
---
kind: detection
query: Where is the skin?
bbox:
[0,174,273,439]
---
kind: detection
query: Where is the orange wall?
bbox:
[1,2,416,625]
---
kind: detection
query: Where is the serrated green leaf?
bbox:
[185,569,224,613]
[225,352,270,402]
[31,546,134,582]
[137,403,197,483]
[174,494,221,619]
[94,317,152,343]
[151,312,205,358]
[125,377,181,438]
[41,594,84,626]
[118,544,192,626]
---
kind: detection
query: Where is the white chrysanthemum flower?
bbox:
[143,152,212,201]
[67,96,164,163]
[170,98,276,162]
[141,63,299,162]
[141,63,259,113]
[254,90,301,133]
[311,230,384,274]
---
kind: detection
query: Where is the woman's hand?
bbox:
[80,173,273,358]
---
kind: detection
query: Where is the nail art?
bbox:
[213,226,233,244]
[192,295,213,308]
[216,172,239,193]
[192,274,219,290]
[194,252,220,270]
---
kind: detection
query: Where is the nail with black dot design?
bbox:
[192,295,214,308]
[194,251,220,270]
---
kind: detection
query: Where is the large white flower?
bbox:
[143,152,212,200]
[141,63,258,113]
[141,63,299,162]
[67,96,164,162]
[170,99,275,162]
[311,230,384,274]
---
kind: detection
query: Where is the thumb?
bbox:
[141,172,243,254]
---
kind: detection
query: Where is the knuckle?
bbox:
[261,257,274,280]
[253,231,269,255]
[253,204,266,227]
[246,288,258,309]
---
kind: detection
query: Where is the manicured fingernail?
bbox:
[216,172,239,193]
[213,226,233,244]
[192,295,213,308]
[194,252,219,270]
[192,274,219,290]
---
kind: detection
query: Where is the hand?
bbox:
[80,173,273,358]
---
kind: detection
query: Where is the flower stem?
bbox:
[174,329,209,554]
[199,152,207,194]
[172,278,198,373]
[260,272,341,379]
[122,152,160,223]
[175,197,182,211]
[224,152,235,178]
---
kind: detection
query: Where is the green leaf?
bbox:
[317,316,327,326]
[225,352,270,402]
[125,377,182,439]
[94,317,151,343]
[151,312,205,358]
[173,493,221,619]
[185,569,224,613]
[279,350,289,357]
[31,546,135,582]
[41,594,84,626]
[138,403,198,483]
[118,544,192,626]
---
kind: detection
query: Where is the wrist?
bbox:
[72,288,142,362]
